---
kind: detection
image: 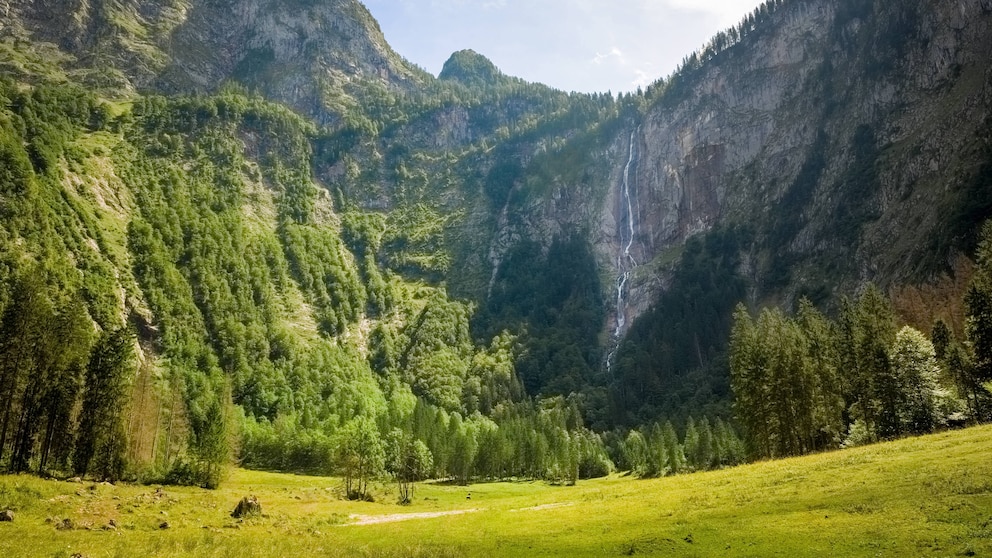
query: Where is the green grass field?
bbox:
[2,425,990,557]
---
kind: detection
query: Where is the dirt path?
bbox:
[343,502,574,526]
[344,508,483,526]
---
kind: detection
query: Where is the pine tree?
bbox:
[643,422,665,477]
[713,418,745,467]
[661,421,685,475]
[683,417,700,471]
[730,303,771,458]
[795,299,844,452]
[37,298,92,473]
[621,429,648,476]
[74,326,136,480]
[0,271,52,469]
[964,220,992,420]
[931,319,951,362]
[839,285,898,440]
[194,386,232,489]
[696,417,715,470]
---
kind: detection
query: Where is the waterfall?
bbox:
[486,192,514,298]
[606,128,639,373]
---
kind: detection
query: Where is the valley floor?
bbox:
[1,425,991,556]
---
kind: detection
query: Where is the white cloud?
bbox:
[591,47,625,66]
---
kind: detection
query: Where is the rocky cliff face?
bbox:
[0,0,422,122]
[154,0,425,121]
[581,0,992,333]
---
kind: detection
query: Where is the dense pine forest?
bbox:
[0,0,990,497]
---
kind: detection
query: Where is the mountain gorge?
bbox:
[0,0,990,482]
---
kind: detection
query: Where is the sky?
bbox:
[362,0,767,94]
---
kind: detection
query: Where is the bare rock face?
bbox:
[588,0,992,327]
[151,0,423,123]
[231,495,261,518]
[1,0,422,122]
[468,0,992,341]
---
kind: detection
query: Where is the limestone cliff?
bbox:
[560,0,992,336]
[0,0,424,122]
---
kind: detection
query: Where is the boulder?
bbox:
[0,509,13,522]
[231,495,261,518]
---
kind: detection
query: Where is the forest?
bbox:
[731,222,992,459]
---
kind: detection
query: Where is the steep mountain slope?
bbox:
[0,0,425,122]
[596,0,992,422]
[624,0,992,299]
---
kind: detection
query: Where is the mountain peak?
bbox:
[438,49,504,88]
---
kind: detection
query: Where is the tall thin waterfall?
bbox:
[606,128,639,373]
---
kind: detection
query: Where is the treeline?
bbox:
[730,222,992,459]
[242,394,614,499]
[613,416,745,477]
[642,0,789,103]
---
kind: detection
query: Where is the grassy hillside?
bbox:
[1,425,990,557]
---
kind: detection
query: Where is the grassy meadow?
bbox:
[1,425,990,557]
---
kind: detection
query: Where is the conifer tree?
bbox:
[965,220,992,420]
[696,417,715,470]
[839,285,898,440]
[931,319,951,362]
[0,271,52,469]
[683,417,700,470]
[74,326,136,480]
[730,304,772,458]
[661,421,685,475]
[713,418,745,466]
[642,422,665,477]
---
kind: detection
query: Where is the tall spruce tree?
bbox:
[839,285,898,441]
[964,220,992,420]
[74,325,136,480]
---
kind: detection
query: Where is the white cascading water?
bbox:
[606,129,639,373]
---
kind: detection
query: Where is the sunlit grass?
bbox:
[1,425,990,556]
